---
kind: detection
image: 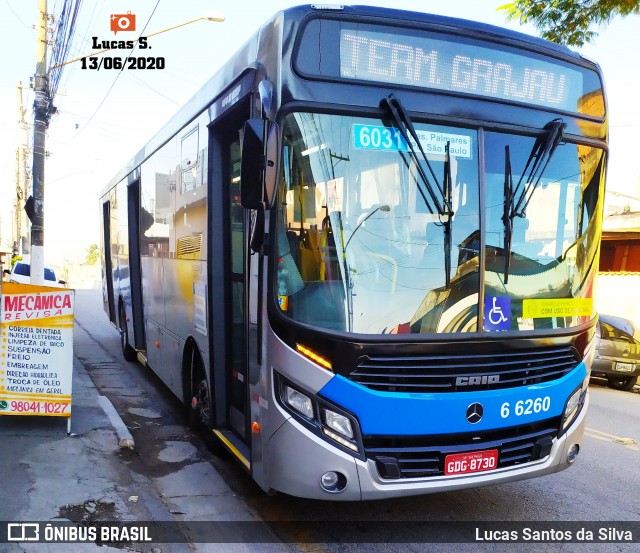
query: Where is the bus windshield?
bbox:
[275,111,604,335]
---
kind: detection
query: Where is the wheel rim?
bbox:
[196,377,211,425]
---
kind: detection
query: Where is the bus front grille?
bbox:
[364,420,560,480]
[349,346,580,392]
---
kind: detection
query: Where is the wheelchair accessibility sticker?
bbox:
[484,296,511,331]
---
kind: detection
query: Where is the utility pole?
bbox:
[30,0,53,285]
[16,82,30,257]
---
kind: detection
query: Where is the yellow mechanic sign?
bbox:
[522,298,593,319]
[0,282,74,418]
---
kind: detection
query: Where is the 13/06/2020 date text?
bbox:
[81,56,165,70]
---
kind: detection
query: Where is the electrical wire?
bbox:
[56,0,106,95]
[71,0,162,139]
[49,0,83,99]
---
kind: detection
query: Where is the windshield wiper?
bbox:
[502,145,514,284]
[381,94,455,287]
[502,119,566,283]
[511,119,566,218]
[443,141,453,288]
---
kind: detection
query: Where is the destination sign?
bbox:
[339,29,584,112]
[353,124,473,158]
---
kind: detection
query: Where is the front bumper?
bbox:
[266,390,588,501]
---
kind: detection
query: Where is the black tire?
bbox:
[119,303,137,362]
[607,375,638,391]
[187,349,223,454]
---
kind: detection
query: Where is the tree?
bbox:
[499,0,640,46]
[85,244,100,265]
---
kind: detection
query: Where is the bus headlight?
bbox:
[285,385,314,419]
[321,408,358,452]
[561,377,588,433]
[276,372,363,457]
[323,409,354,439]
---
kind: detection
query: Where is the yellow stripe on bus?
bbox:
[212,429,251,471]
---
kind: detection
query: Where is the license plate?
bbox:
[444,449,498,475]
[615,362,635,372]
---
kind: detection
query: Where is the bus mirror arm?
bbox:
[249,202,267,254]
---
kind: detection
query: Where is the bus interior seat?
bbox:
[320,215,341,280]
[298,228,321,281]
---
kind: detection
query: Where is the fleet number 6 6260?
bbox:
[500,396,551,418]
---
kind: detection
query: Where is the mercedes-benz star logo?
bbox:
[466,402,484,424]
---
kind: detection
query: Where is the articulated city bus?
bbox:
[100,5,607,500]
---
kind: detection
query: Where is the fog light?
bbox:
[567,444,579,464]
[321,471,339,489]
[285,386,314,419]
[320,471,347,493]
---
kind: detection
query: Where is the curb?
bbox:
[97,394,135,449]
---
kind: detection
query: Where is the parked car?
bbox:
[3,256,66,288]
[592,314,640,391]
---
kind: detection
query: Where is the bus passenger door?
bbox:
[227,134,247,439]
[210,98,253,447]
[127,180,145,350]
[102,199,116,324]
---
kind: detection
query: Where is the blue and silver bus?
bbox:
[100,5,607,500]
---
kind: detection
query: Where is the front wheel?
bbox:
[188,349,223,454]
[607,375,638,391]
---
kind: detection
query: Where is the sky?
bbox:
[0,0,638,267]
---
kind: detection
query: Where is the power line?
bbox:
[3,0,35,31]
[124,70,180,106]
[56,0,106,94]
[71,0,162,139]
[49,0,84,99]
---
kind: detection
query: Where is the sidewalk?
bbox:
[0,357,165,552]
[0,296,291,552]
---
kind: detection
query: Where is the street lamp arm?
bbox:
[51,14,225,69]
[145,14,225,39]
[343,205,390,252]
[341,204,390,332]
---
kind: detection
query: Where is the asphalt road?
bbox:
[73,289,640,552]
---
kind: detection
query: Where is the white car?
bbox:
[4,256,66,288]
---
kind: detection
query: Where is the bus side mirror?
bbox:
[240,119,279,210]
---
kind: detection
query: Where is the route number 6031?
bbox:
[500,396,551,418]
[354,124,407,151]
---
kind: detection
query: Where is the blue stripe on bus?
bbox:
[319,363,587,436]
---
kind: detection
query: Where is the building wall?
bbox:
[596,273,640,327]
[600,240,640,272]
